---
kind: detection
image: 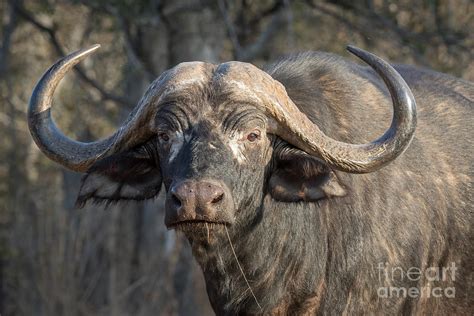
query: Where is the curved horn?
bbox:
[261,46,417,173]
[28,45,154,172]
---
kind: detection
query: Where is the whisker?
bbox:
[224,226,263,311]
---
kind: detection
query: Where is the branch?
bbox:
[283,0,295,50]
[218,0,286,61]
[247,0,285,27]
[315,1,473,56]
[305,1,366,35]
[218,0,242,57]
[13,3,133,107]
[161,0,213,16]
[306,0,430,66]
[104,6,157,81]
[237,12,286,61]
[0,0,18,78]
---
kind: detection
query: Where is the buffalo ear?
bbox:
[269,147,347,202]
[76,152,162,208]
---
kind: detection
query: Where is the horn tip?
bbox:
[346,45,361,55]
[76,44,101,59]
[346,45,374,63]
[85,43,101,54]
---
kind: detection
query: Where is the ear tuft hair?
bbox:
[76,152,162,208]
[269,146,347,202]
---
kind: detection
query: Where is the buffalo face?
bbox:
[155,100,272,232]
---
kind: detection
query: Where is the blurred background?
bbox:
[0,0,472,315]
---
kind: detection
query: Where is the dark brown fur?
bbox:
[262,52,473,314]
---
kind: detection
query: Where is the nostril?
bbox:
[211,192,224,204]
[171,193,182,207]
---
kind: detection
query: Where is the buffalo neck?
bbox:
[188,196,328,314]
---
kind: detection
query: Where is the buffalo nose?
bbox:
[167,180,227,225]
[171,180,225,207]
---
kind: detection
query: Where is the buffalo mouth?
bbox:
[168,220,230,232]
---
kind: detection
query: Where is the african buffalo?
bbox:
[28,44,473,315]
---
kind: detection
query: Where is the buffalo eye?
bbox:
[158,132,170,143]
[246,131,260,142]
